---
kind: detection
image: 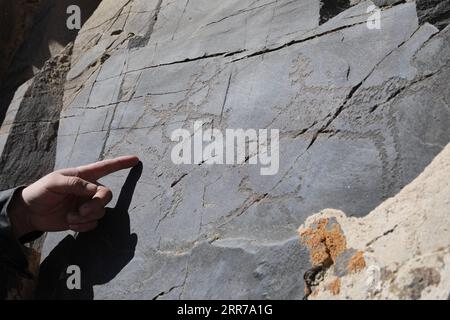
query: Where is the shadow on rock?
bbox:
[36,162,143,299]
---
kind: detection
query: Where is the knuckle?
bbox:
[68,176,83,187]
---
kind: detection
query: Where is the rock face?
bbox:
[0,0,101,135]
[0,0,449,299]
[416,0,450,29]
[299,142,450,300]
[0,0,44,86]
[0,45,72,189]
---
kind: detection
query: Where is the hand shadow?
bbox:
[36,162,143,300]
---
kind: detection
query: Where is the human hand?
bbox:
[8,156,140,238]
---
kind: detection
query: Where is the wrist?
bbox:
[7,187,35,239]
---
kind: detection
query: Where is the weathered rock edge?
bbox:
[299,142,450,300]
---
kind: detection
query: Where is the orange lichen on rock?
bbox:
[300,218,347,266]
[348,251,366,273]
[328,278,341,295]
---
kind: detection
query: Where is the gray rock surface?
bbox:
[1,0,449,299]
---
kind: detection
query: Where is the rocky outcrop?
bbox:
[299,142,450,299]
[0,0,44,86]
[416,0,450,29]
[1,0,101,88]
[0,44,73,189]
[0,0,101,132]
[0,0,449,299]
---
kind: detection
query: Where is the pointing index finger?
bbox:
[77,156,140,180]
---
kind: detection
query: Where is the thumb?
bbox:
[49,174,98,197]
